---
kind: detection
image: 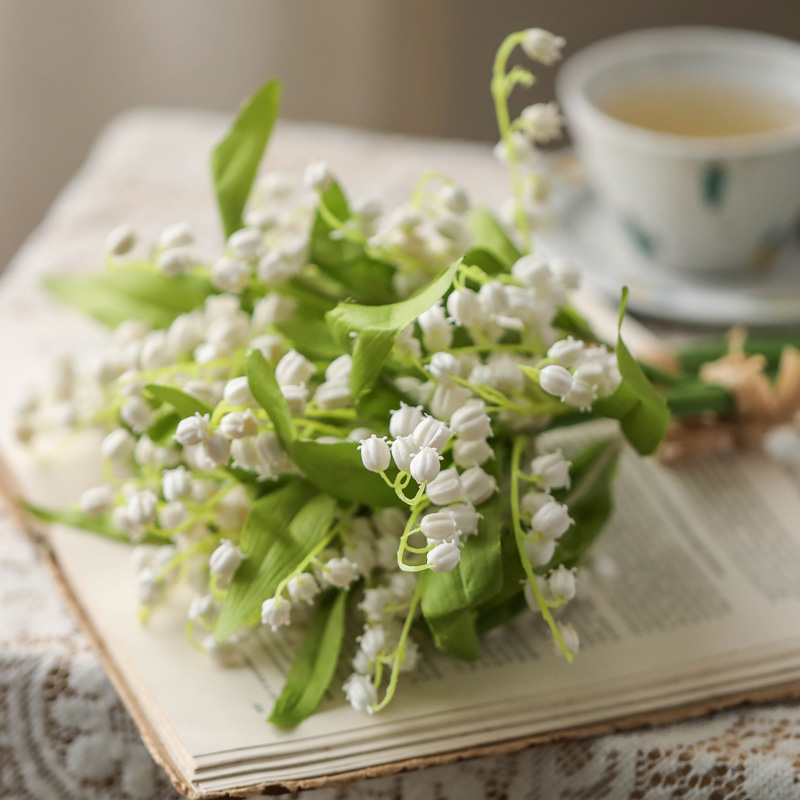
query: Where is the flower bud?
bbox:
[439,184,470,215]
[304,160,333,191]
[126,490,158,527]
[314,381,351,410]
[539,364,574,398]
[478,281,509,315]
[202,635,241,666]
[220,410,259,440]
[417,303,453,351]
[275,349,316,387]
[524,536,556,566]
[228,227,263,260]
[359,435,391,473]
[325,354,353,383]
[521,28,566,64]
[410,446,442,484]
[188,593,219,627]
[156,246,192,276]
[137,567,162,606]
[223,376,256,408]
[425,467,463,505]
[564,378,596,411]
[373,507,406,539]
[175,412,210,446]
[391,435,419,472]
[80,485,114,516]
[430,382,472,421]
[280,383,308,416]
[105,224,136,256]
[252,293,296,328]
[389,402,424,439]
[101,428,135,462]
[358,625,386,660]
[321,557,359,587]
[287,572,320,603]
[450,402,492,441]
[531,499,573,540]
[261,596,292,630]
[158,501,189,530]
[203,432,231,466]
[552,256,581,289]
[460,466,498,505]
[520,490,550,517]
[344,674,377,714]
[159,221,194,249]
[547,336,585,367]
[427,352,461,382]
[512,253,553,288]
[359,588,390,621]
[209,539,245,586]
[448,503,481,537]
[412,415,452,452]
[446,287,481,327]
[453,437,493,468]
[120,397,154,433]
[427,540,461,573]
[555,622,579,658]
[211,257,250,294]
[257,250,296,285]
[548,565,577,601]
[421,510,459,540]
[531,449,571,490]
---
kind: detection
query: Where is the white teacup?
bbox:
[556,27,800,274]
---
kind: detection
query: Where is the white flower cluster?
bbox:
[539,338,622,411]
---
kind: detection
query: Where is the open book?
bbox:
[4,422,800,797]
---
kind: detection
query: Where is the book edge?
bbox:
[5,454,800,798]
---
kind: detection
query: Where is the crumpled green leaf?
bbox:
[45,272,212,329]
[268,588,348,727]
[310,181,396,304]
[212,79,282,238]
[468,207,522,268]
[326,261,460,403]
[214,481,323,640]
[593,288,670,455]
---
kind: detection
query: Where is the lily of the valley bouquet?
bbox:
[17,29,669,725]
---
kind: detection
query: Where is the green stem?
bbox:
[370,578,422,713]
[492,31,532,253]
[511,435,572,661]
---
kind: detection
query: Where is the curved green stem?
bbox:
[511,435,572,661]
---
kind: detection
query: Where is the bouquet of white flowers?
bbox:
[17,28,670,726]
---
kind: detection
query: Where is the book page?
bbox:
[13,428,800,793]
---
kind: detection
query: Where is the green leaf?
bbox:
[468,208,522,268]
[326,261,459,402]
[550,437,621,569]
[310,181,395,304]
[214,481,323,640]
[246,349,297,444]
[144,384,212,418]
[552,305,596,342]
[274,318,343,361]
[246,350,399,506]
[145,408,182,445]
[212,80,282,238]
[461,246,506,276]
[420,453,504,660]
[593,288,670,455]
[22,502,162,545]
[268,589,347,727]
[45,272,212,329]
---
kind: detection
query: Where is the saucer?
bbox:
[536,185,800,328]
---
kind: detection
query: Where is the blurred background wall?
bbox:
[2,0,800,271]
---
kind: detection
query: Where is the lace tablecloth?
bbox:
[2,110,800,800]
